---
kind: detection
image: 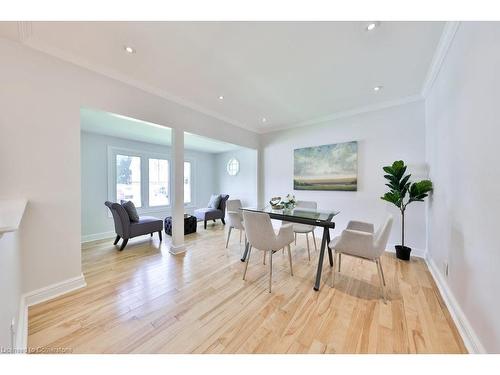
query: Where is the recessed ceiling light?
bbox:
[262,117,267,123]
[124,46,135,54]
[218,95,224,100]
[366,22,380,31]
[373,85,383,92]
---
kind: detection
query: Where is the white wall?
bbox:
[0,37,259,295]
[0,231,22,351]
[81,131,217,241]
[215,148,258,207]
[261,101,427,251]
[425,22,500,353]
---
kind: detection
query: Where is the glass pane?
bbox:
[242,206,339,224]
[184,161,191,204]
[149,158,169,206]
[116,154,141,207]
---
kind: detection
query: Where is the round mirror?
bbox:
[226,158,240,176]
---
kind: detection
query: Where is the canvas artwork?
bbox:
[294,141,358,191]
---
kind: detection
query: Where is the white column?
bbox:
[257,147,265,208]
[169,127,186,254]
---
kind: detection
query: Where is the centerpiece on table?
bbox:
[269,194,296,210]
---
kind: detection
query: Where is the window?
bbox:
[149,158,169,206]
[110,147,195,210]
[184,161,192,204]
[116,154,141,207]
[227,158,239,176]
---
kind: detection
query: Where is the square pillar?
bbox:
[169,128,186,254]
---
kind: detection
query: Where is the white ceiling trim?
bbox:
[14,21,449,135]
[261,94,424,134]
[17,22,255,134]
[421,21,461,98]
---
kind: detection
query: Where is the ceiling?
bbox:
[1,21,444,132]
[80,108,242,154]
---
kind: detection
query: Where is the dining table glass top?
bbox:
[241,206,340,225]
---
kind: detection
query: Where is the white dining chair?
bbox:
[242,210,294,293]
[225,199,245,248]
[292,200,318,261]
[328,216,393,302]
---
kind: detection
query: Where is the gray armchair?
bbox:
[105,201,163,251]
[194,194,229,229]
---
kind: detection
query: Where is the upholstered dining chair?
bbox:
[292,200,318,261]
[225,199,245,248]
[328,216,393,302]
[242,210,295,293]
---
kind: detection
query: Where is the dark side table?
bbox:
[164,215,198,236]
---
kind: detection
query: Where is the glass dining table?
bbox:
[240,206,340,291]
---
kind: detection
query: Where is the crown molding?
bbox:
[421,21,461,98]
[18,34,257,134]
[12,22,445,136]
[259,94,424,134]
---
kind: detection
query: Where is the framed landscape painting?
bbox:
[294,141,358,191]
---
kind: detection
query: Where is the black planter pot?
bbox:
[395,245,412,261]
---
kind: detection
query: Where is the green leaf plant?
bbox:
[381,161,433,249]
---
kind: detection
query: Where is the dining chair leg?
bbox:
[239,229,242,243]
[338,253,342,272]
[243,246,253,280]
[306,233,311,261]
[269,250,273,293]
[287,245,293,276]
[294,233,297,245]
[378,257,386,286]
[312,232,317,251]
[331,251,337,287]
[375,259,387,303]
[226,227,232,248]
[263,250,267,265]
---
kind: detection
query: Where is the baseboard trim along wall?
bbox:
[425,256,486,354]
[16,274,87,353]
[24,273,87,307]
[81,231,115,243]
[16,297,27,353]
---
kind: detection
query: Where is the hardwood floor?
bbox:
[28,223,467,353]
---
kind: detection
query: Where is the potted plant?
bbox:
[381,160,433,261]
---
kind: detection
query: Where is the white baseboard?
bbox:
[81,231,115,243]
[425,256,486,353]
[24,273,87,307]
[15,273,86,353]
[15,297,28,353]
[386,243,427,259]
[169,244,186,255]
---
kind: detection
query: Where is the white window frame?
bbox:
[183,158,196,208]
[107,146,196,214]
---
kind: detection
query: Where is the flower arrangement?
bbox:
[269,194,296,210]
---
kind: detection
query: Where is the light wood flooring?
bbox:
[28,223,467,353]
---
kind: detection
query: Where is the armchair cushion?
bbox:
[208,194,221,209]
[129,216,163,237]
[194,207,223,221]
[120,200,139,222]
